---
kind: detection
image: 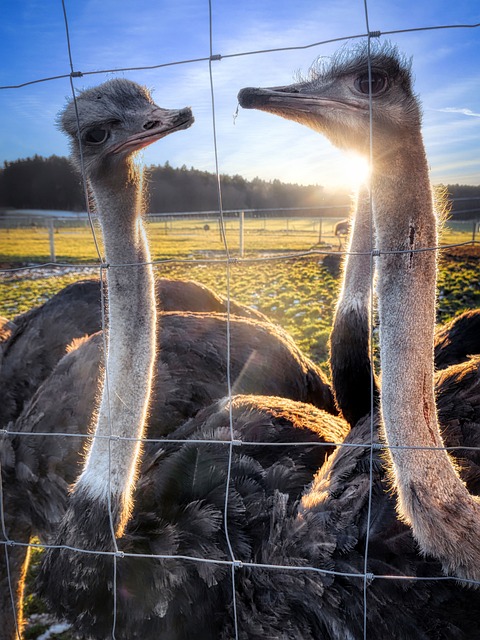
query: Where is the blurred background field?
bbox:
[1,211,479,264]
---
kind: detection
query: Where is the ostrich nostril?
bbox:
[143,120,160,130]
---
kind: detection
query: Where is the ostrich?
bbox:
[0,79,339,639]
[0,300,336,635]
[34,46,480,639]
[239,41,480,581]
[334,218,350,249]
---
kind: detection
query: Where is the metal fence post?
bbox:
[48,218,56,263]
[239,210,244,257]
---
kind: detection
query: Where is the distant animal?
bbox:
[334,220,350,236]
[334,218,350,249]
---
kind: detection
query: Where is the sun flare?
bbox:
[340,153,371,189]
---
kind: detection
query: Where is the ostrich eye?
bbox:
[354,72,388,95]
[84,128,109,145]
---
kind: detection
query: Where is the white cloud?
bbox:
[436,107,480,118]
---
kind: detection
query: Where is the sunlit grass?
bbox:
[2,249,480,371]
[0,257,340,373]
[0,217,340,263]
[1,216,476,264]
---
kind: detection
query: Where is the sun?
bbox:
[341,153,371,189]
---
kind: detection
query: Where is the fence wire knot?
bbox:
[115,551,125,559]
[233,560,243,569]
[368,30,382,38]
[371,249,381,257]
[70,70,83,78]
[372,442,384,450]
[365,572,375,582]
[210,53,222,61]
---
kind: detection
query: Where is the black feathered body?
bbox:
[435,309,480,369]
[3,310,335,539]
[329,303,379,426]
[436,354,480,494]
[39,403,480,639]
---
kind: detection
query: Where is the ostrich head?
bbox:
[59,78,194,176]
[238,42,419,156]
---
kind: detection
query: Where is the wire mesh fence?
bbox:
[1,1,480,639]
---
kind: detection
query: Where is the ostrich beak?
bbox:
[111,107,194,155]
[238,86,365,114]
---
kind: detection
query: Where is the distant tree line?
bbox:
[0,155,343,214]
[444,184,480,219]
[0,155,479,218]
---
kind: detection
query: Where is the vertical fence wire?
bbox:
[0,478,21,640]
[61,2,120,637]
[361,7,376,636]
[207,2,240,636]
[0,0,480,638]
[61,0,105,265]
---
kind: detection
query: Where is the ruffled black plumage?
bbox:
[39,399,480,639]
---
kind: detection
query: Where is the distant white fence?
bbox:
[1,204,479,263]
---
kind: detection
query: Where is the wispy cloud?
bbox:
[436,107,480,118]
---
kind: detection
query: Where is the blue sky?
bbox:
[0,0,479,191]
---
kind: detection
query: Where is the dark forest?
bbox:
[1,155,479,217]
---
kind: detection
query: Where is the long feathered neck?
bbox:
[373,134,480,581]
[329,187,379,426]
[75,162,157,534]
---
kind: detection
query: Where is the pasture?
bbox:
[1,214,478,264]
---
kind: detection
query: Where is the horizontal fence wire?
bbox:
[5,426,480,454]
[1,23,479,91]
[1,1,480,639]
[2,241,480,278]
